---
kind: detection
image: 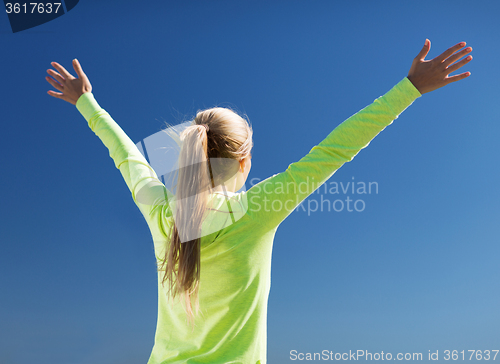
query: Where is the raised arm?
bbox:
[245,40,473,229]
[45,60,174,237]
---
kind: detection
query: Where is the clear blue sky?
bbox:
[1,1,499,363]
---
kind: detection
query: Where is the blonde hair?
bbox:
[158,107,253,329]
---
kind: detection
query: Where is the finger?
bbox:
[443,47,472,67]
[446,55,472,74]
[47,90,64,98]
[47,68,65,84]
[51,61,73,79]
[45,75,64,91]
[72,59,86,78]
[445,71,471,85]
[415,39,431,61]
[436,42,466,63]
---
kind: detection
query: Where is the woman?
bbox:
[45,39,472,364]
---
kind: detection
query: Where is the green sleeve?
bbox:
[245,77,422,228]
[76,93,174,239]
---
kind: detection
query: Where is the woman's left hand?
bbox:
[46,59,92,105]
[407,40,472,94]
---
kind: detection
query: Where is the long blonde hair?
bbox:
[158,107,253,329]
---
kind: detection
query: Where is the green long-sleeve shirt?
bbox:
[76,77,421,364]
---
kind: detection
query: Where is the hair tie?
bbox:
[202,124,209,133]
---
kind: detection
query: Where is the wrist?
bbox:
[407,76,425,95]
[74,92,89,105]
[407,76,423,94]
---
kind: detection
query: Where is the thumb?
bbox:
[415,39,431,61]
[72,58,85,78]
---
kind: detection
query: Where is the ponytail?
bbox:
[159,124,211,330]
[158,107,253,330]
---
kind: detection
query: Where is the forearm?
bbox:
[75,93,172,217]
[247,77,421,228]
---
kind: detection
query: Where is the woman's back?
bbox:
[150,191,273,363]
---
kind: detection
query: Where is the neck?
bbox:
[212,184,235,194]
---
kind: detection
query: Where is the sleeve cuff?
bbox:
[377,77,422,116]
[75,92,101,121]
[401,77,422,100]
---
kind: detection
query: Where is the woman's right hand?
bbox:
[46,59,92,105]
[407,39,473,94]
